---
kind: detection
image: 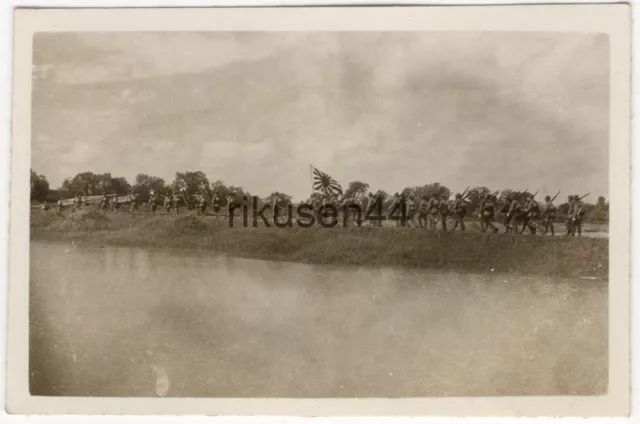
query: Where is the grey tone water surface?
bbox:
[30,241,607,397]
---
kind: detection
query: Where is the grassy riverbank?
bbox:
[30,210,608,277]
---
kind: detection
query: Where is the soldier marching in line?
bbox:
[356,193,367,227]
[499,194,511,231]
[520,195,541,235]
[450,193,467,231]
[478,193,499,233]
[227,192,236,219]
[196,196,207,216]
[572,194,586,237]
[405,192,417,228]
[439,194,450,231]
[57,197,64,213]
[173,193,182,215]
[542,195,557,235]
[376,192,386,227]
[357,192,370,227]
[351,193,364,226]
[425,195,439,230]
[100,194,108,212]
[148,192,158,214]
[340,194,353,225]
[505,194,522,233]
[363,192,375,227]
[565,195,575,236]
[501,194,515,233]
[389,193,402,228]
[212,193,222,218]
[164,195,173,214]
[130,193,140,216]
[418,195,428,228]
[112,195,120,214]
[519,195,531,234]
[368,191,385,228]
[72,195,80,212]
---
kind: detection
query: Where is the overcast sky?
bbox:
[32,32,609,201]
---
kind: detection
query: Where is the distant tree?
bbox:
[265,191,292,207]
[210,180,230,205]
[400,186,420,198]
[132,174,168,202]
[60,172,96,197]
[417,182,451,200]
[307,191,325,205]
[343,181,370,199]
[111,177,132,195]
[61,172,105,196]
[30,170,49,202]
[588,195,608,223]
[228,185,245,197]
[93,173,113,193]
[172,171,210,196]
[60,172,131,197]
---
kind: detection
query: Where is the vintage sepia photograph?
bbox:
[8,5,631,417]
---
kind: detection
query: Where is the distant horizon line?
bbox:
[32,168,606,204]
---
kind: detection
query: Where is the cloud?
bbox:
[31,32,608,201]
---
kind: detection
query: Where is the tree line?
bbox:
[30,169,609,224]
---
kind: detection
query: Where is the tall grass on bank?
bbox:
[30,210,608,277]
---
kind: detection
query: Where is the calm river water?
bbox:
[29,241,607,397]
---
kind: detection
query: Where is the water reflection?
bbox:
[29,241,607,398]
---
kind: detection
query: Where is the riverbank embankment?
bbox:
[30,210,608,277]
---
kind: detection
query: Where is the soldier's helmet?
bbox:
[456,193,462,198]
[574,194,580,201]
[545,195,551,201]
[484,193,491,199]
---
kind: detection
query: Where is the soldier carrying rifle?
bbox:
[478,193,499,233]
[100,194,108,212]
[565,194,575,236]
[425,195,440,230]
[130,193,140,216]
[571,193,589,237]
[148,191,158,214]
[112,195,120,214]
[520,191,540,235]
[439,193,452,231]
[450,192,468,232]
[542,191,560,236]
[503,190,526,233]
[164,194,173,214]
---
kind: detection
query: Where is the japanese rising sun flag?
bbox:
[311,166,343,197]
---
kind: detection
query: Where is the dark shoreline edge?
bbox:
[30,212,608,278]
